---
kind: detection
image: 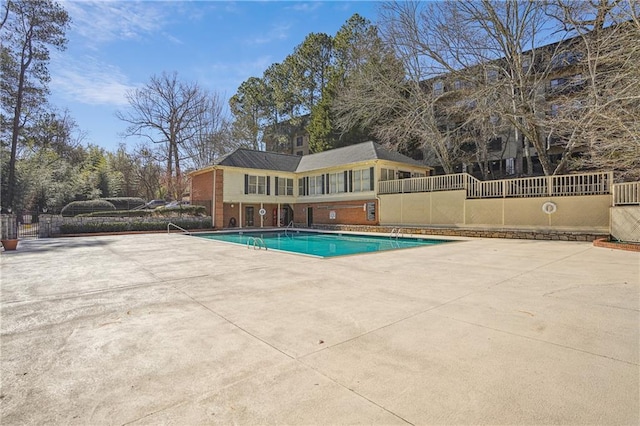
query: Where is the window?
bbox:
[433,80,444,95]
[549,104,560,117]
[298,178,304,196]
[454,80,464,90]
[329,172,345,194]
[308,175,323,196]
[246,175,267,195]
[352,168,372,192]
[487,69,499,82]
[380,168,395,181]
[296,150,303,156]
[506,158,515,175]
[551,51,582,69]
[489,137,502,151]
[550,78,566,89]
[397,170,412,179]
[296,136,303,147]
[277,177,293,196]
[522,57,531,71]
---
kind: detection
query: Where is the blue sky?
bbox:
[49,1,381,152]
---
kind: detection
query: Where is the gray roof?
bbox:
[212,142,426,173]
[216,149,301,172]
[296,141,426,173]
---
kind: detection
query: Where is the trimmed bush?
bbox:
[58,218,212,234]
[101,197,145,210]
[60,222,129,234]
[60,200,116,217]
[154,205,206,217]
[77,210,153,218]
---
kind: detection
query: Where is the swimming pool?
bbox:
[193,230,453,258]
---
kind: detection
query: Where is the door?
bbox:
[306,207,313,227]
[245,206,254,227]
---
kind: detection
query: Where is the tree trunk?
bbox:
[174,142,181,200]
[7,36,32,211]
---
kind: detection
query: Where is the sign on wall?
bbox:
[366,202,375,221]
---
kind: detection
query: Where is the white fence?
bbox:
[613,182,640,205]
[378,171,615,199]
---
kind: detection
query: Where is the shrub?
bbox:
[101,197,145,210]
[58,218,212,234]
[77,210,153,218]
[154,205,206,217]
[60,200,116,217]
[59,222,129,234]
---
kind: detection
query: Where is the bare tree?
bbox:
[544,0,640,180]
[181,91,234,170]
[117,72,210,199]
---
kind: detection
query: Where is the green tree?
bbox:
[306,14,391,153]
[229,77,270,150]
[292,32,333,112]
[0,0,70,211]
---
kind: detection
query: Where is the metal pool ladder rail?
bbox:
[167,222,190,235]
[247,237,267,250]
[390,227,403,239]
[284,220,294,236]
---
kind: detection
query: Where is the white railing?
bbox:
[379,173,468,194]
[379,171,614,199]
[613,182,640,205]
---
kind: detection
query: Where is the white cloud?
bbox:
[61,0,171,46]
[50,55,138,106]
[247,23,291,45]
[288,2,323,13]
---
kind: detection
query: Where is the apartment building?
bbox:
[262,26,625,179]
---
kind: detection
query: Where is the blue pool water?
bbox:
[193,230,453,258]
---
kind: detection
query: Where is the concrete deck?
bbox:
[1,233,638,425]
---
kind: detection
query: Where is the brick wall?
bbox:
[293,199,377,226]
[191,171,213,215]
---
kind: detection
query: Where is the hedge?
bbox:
[76,206,206,218]
[61,200,116,217]
[59,219,212,234]
[154,205,206,216]
[101,197,145,210]
[77,210,154,218]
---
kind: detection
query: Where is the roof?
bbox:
[295,141,426,173]
[215,148,301,172]
[201,141,428,174]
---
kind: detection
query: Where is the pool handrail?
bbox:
[167,222,190,235]
[390,227,403,239]
[246,236,267,250]
[284,220,294,236]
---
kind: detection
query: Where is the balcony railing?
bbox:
[378,171,614,199]
[613,182,640,205]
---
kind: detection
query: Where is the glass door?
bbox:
[245,206,254,227]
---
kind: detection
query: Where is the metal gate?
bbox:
[18,211,40,239]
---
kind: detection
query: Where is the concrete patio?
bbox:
[1,233,638,425]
